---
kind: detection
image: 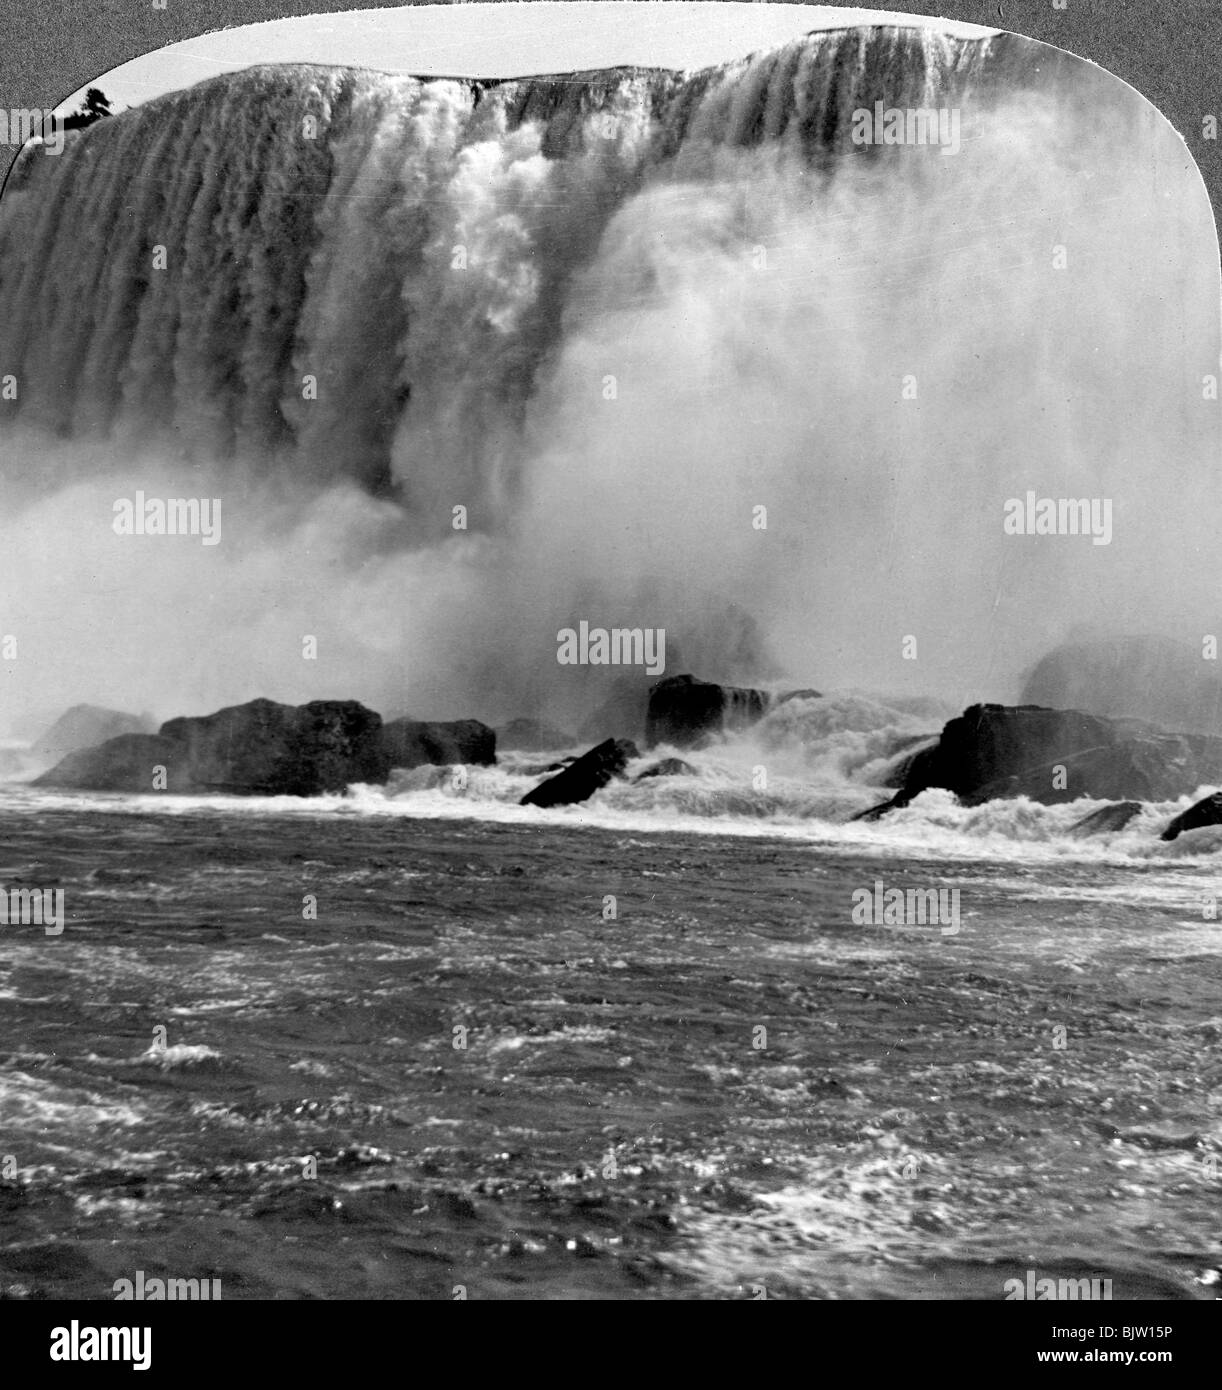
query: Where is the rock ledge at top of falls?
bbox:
[856,703,1222,818]
[34,699,498,796]
[644,674,822,749]
[520,738,639,808]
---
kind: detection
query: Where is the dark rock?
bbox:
[34,733,197,792]
[645,674,768,748]
[31,704,155,764]
[1160,792,1222,842]
[879,733,940,789]
[496,718,574,751]
[156,699,387,795]
[634,757,697,782]
[521,738,639,807]
[876,703,1222,815]
[380,718,495,770]
[1068,801,1144,837]
[1021,635,1222,734]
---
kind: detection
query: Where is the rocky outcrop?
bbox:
[1159,792,1222,842]
[496,718,574,751]
[160,699,387,794]
[32,704,155,764]
[645,674,768,748]
[634,757,696,781]
[380,718,495,770]
[38,698,387,795]
[867,704,1222,814]
[1021,636,1222,734]
[1068,801,1144,837]
[521,738,639,807]
[34,733,197,793]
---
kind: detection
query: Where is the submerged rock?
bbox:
[634,757,697,782]
[380,718,495,770]
[32,704,155,764]
[870,704,1222,816]
[645,674,768,748]
[521,738,639,807]
[496,717,574,751]
[1068,801,1144,837]
[1159,791,1222,842]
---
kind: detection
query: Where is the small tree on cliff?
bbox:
[62,88,114,131]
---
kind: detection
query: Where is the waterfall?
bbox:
[0,27,1019,496]
[0,25,1213,735]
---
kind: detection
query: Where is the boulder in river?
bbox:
[521,738,639,807]
[645,674,768,748]
[1067,801,1144,837]
[867,704,1222,815]
[634,757,697,782]
[1159,792,1222,842]
[39,698,387,795]
[380,718,495,770]
[159,699,388,795]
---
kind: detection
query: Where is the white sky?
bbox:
[58,3,996,115]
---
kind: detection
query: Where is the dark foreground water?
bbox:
[1,803,1219,1300]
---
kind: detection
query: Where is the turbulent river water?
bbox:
[1,774,1220,1301]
